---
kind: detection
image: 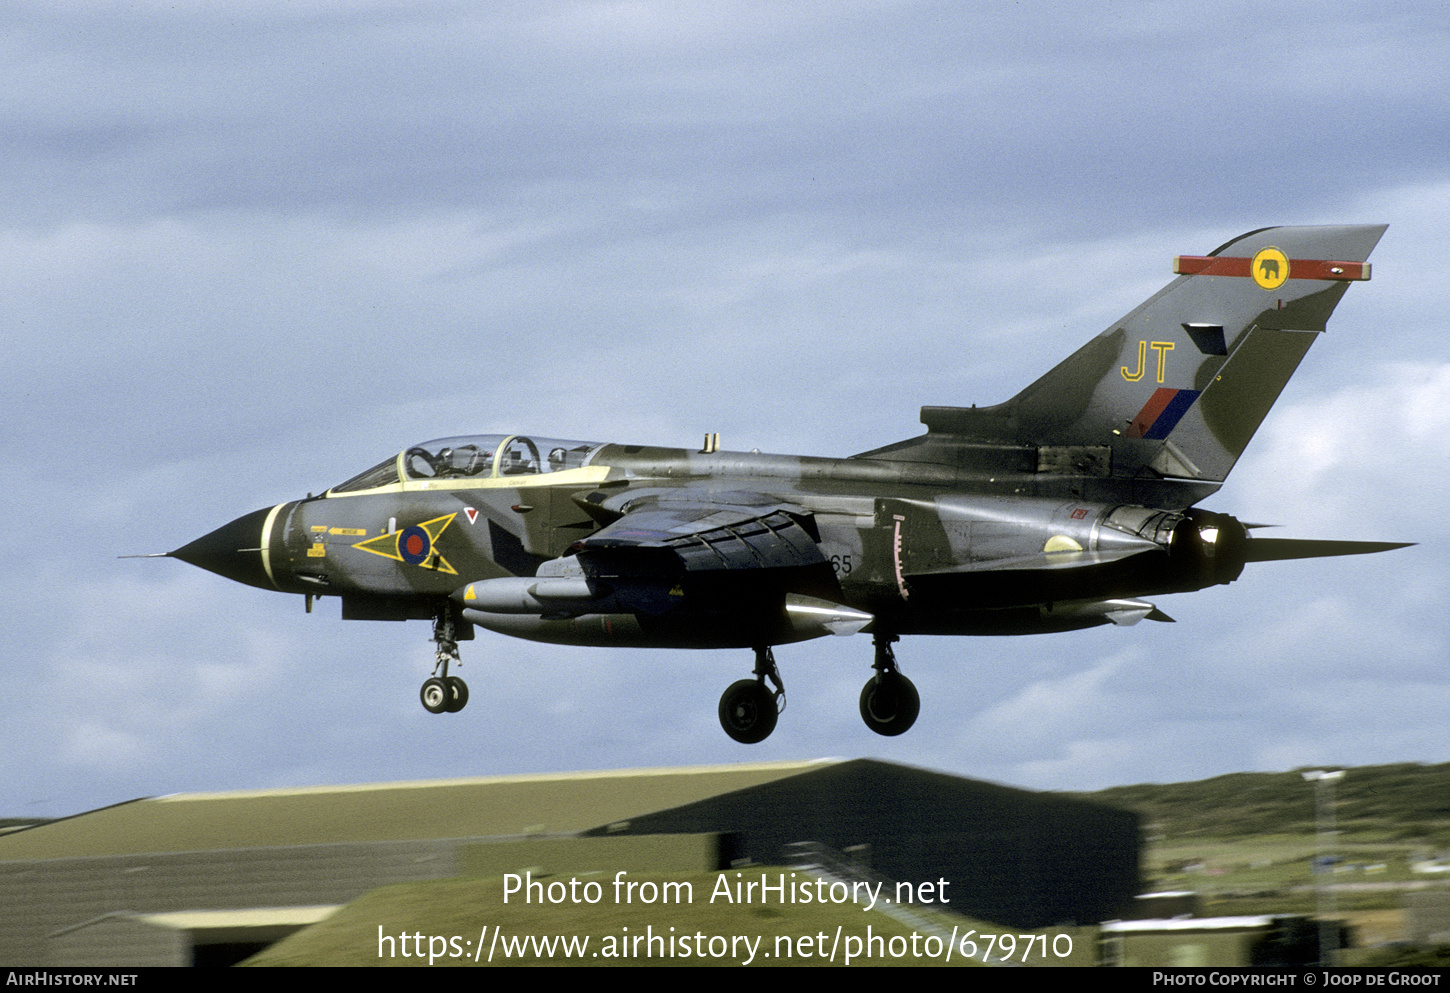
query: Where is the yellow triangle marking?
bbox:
[353,530,403,561]
[351,513,459,574]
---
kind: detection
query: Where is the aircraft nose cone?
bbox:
[170,505,277,591]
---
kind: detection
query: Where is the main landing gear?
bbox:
[716,633,920,743]
[858,633,919,737]
[718,646,785,744]
[420,611,468,715]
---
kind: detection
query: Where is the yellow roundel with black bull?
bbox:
[352,513,458,575]
[1252,246,1289,290]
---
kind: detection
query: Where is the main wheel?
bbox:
[445,676,469,713]
[718,679,779,744]
[420,677,450,714]
[859,671,920,736]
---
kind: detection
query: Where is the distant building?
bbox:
[1101,916,1336,967]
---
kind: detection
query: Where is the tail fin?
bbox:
[885,225,1386,492]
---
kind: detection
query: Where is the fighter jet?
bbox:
[166,224,1407,743]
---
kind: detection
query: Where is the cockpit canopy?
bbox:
[329,434,603,494]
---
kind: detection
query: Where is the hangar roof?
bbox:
[0,759,839,860]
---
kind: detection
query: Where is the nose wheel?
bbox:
[859,634,919,736]
[718,646,785,743]
[421,675,469,714]
[421,611,469,715]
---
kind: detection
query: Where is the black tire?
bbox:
[420,677,450,714]
[445,676,469,713]
[859,671,920,736]
[718,679,779,744]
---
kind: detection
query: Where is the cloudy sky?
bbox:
[4,1,1447,818]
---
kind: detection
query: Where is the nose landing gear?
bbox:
[420,611,468,714]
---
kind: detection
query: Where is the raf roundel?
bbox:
[399,526,431,565]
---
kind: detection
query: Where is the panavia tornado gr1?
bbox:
[166,225,1407,743]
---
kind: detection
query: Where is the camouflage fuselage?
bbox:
[245,442,1231,649]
